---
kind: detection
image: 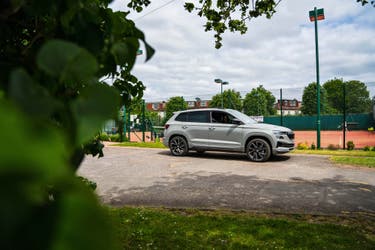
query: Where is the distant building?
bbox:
[275,99,302,116]
[145,99,211,116]
[192,99,210,109]
[146,101,167,118]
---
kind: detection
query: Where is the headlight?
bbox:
[273,130,287,139]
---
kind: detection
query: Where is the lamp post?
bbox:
[214,78,229,108]
[309,7,325,149]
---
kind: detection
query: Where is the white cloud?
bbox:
[111,0,375,101]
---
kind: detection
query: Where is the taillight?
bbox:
[165,124,169,130]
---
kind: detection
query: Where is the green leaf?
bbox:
[37,39,98,84]
[184,3,195,12]
[51,182,117,250]
[8,68,57,118]
[111,38,139,69]
[72,83,120,144]
[133,27,155,61]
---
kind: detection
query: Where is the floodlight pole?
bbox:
[214,79,229,108]
[309,7,324,149]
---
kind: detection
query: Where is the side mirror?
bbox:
[232,118,243,125]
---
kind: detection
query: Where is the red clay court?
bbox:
[294,131,375,148]
[131,130,375,149]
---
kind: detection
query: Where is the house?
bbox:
[145,99,211,116]
[275,99,302,115]
[146,101,167,118]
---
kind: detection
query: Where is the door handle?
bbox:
[209,127,215,130]
[182,126,188,129]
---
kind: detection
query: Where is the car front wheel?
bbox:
[169,136,188,156]
[246,138,271,162]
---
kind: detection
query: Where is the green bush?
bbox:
[371,147,375,152]
[347,141,355,151]
[363,145,371,151]
[310,143,316,150]
[297,142,309,150]
[98,132,110,141]
[109,134,121,142]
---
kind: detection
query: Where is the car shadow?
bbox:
[157,150,291,162]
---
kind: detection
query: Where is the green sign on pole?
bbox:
[309,8,324,22]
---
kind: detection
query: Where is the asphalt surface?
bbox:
[79,146,375,215]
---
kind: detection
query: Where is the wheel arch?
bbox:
[168,134,189,148]
[244,135,273,153]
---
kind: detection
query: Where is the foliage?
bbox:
[99,132,110,141]
[323,78,372,114]
[110,207,375,249]
[110,134,122,142]
[209,89,242,110]
[310,143,316,150]
[1,0,154,249]
[347,141,355,150]
[164,96,188,123]
[77,176,98,191]
[297,142,309,150]
[0,101,117,250]
[301,82,328,115]
[363,145,371,151]
[243,85,276,116]
[146,110,163,126]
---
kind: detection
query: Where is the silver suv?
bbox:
[163,108,294,162]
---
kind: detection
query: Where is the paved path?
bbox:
[79,146,375,215]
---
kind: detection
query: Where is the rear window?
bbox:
[188,111,210,123]
[175,113,187,121]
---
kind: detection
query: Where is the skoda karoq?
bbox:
[163,108,294,162]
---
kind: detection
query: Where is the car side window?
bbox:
[175,113,187,121]
[187,111,210,123]
[211,111,235,124]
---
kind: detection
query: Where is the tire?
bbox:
[169,136,188,156]
[246,138,271,162]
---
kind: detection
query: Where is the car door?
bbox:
[207,111,243,150]
[183,111,210,147]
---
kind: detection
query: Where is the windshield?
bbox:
[226,109,257,124]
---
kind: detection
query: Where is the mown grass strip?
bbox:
[293,149,375,157]
[115,141,166,148]
[109,207,375,250]
[331,156,375,168]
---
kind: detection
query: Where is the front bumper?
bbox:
[274,141,294,154]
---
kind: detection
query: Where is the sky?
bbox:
[110,0,375,102]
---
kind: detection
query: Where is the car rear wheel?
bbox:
[169,136,188,156]
[246,138,271,162]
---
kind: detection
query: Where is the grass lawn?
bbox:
[294,149,375,168]
[110,207,375,249]
[330,156,375,168]
[114,141,166,148]
[293,149,375,157]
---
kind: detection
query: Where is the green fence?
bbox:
[264,113,374,131]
